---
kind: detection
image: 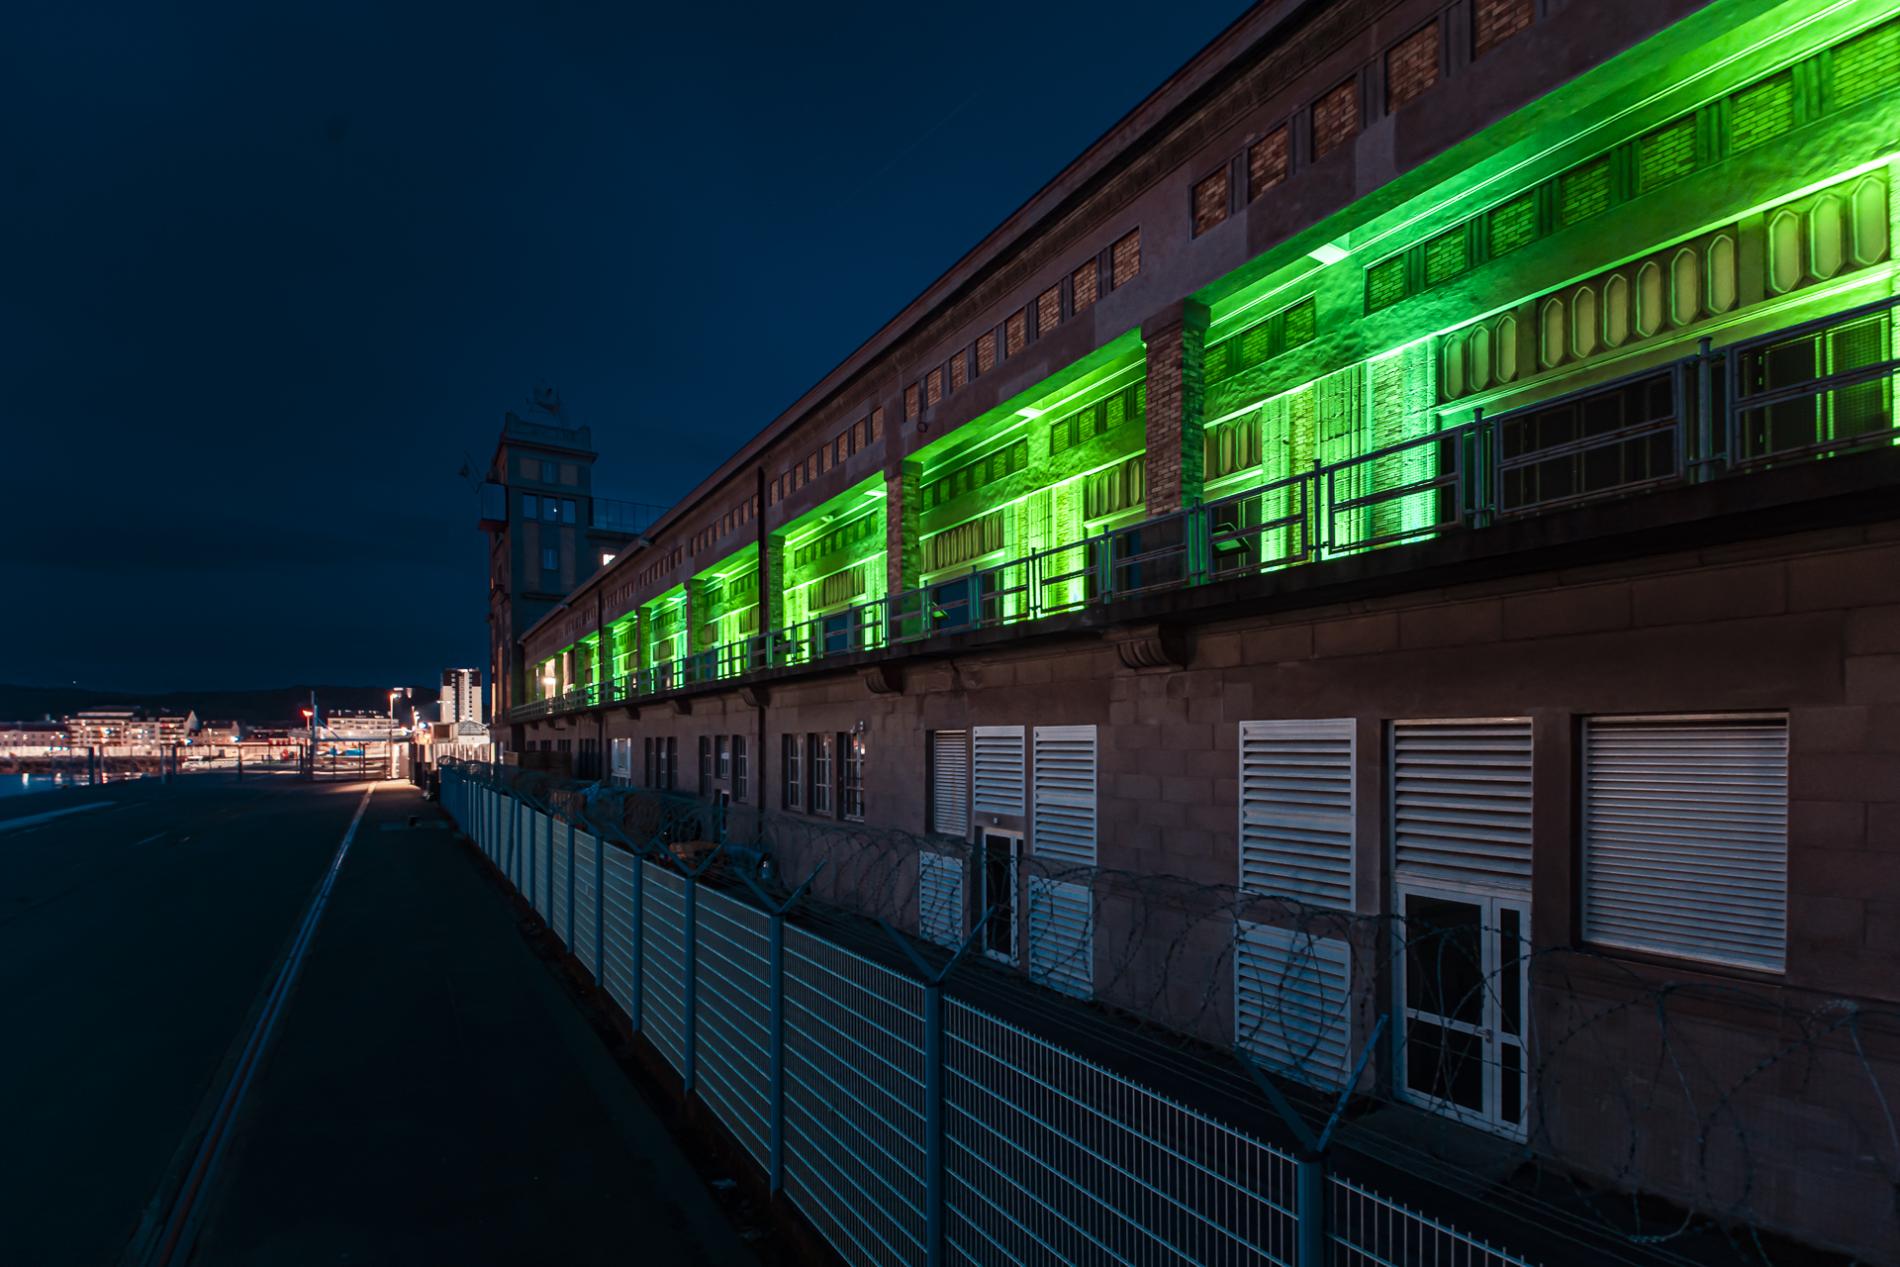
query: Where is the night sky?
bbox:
[4,0,1246,693]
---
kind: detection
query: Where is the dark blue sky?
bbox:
[3,0,1245,692]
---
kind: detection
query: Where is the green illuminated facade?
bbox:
[517,0,1900,702]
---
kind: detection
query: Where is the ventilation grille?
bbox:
[1392,720,1533,892]
[972,726,1026,817]
[1028,878,1093,999]
[1235,921,1353,1089]
[919,851,964,949]
[928,730,970,838]
[1031,725,1096,867]
[1238,719,1355,909]
[1582,716,1788,971]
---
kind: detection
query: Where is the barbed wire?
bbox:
[452,762,1899,1267]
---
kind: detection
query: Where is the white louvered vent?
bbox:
[1583,715,1788,972]
[929,729,971,837]
[1238,719,1356,910]
[919,851,965,948]
[972,725,1026,817]
[1391,719,1533,892]
[1235,920,1353,1089]
[1028,877,1093,999]
[1032,725,1097,867]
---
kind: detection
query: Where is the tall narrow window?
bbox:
[928,729,971,837]
[810,733,834,815]
[782,734,803,810]
[841,731,865,821]
[733,736,748,801]
[1237,719,1355,910]
[699,736,712,794]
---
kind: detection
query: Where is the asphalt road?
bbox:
[0,775,367,1266]
[0,777,753,1266]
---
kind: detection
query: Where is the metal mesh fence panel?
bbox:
[694,887,774,1169]
[783,925,930,1267]
[601,845,638,1018]
[944,999,1300,1267]
[641,862,688,1078]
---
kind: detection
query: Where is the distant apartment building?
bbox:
[66,708,198,755]
[439,668,483,724]
[0,721,69,759]
[484,2,1900,1259]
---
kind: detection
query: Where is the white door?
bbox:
[1395,887,1530,1137]
[975,829,1021,965]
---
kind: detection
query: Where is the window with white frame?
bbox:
[782,734,802,810]
[1582,714,1788,971]
[842,731,865,821]
[733,735,748,800]
[810,733,834,815]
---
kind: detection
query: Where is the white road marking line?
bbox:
[0,802,115,834]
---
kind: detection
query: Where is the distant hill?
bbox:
[0,684,434,725]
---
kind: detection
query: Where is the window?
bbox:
[663,737,677,790]
[810,733,833,815]
[542,460,557,482]
[523,494,539,520]
[928,729,970,837]
[563,498,576,522]
[1582,715,1788,971]
[782,734,803,810]
[544,499,562,522]
[542,546,559,571]
[1193,167,1230,236]
[972,726,1026,816]
[716,735,730,779]
[699,736,712,794]
[644,737,655,786]
[1237,719,1355,909]
[841,731,865,821]
[733,736,748,800]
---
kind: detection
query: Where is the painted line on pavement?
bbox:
[0,802,115,834]
[141,783,375,1267]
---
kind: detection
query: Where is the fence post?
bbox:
[566,817,577,946]
[593,822,606,983]
[1296,1153,1326,1267]
[683,870,698,1096]
[507,796,519,889]
[767,910,787,1192]
[923,979,944,1267]
[629,855,644,1032]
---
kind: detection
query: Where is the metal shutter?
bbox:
[1583,715,1788,971]
[1237,719,1356,909]
[1028,877,1093,998]
[972,725,1026,817]
[919,851,964,948]
[1031,725,1096,867]
[1391,719,1533,892]
[929,730,970,837]
[1235,920,1353,1088]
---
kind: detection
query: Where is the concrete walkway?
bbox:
[189,784,753,1266]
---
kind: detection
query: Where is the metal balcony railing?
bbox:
[510,296,1898,722]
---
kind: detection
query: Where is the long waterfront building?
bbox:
[480,1,1900,1258]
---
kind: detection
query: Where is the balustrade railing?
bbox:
[511,297,1897,720]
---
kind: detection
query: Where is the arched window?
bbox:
[1603,273,1630,348]
[1810,195,1844,280]
[1468,325,1491,392]
[1442,335,1466,399]
[1670,248,1701,326]
[1540,298,1566,369]
[1636,261,1664,337]
[1706,235,1737,313]
[1852,177,1890,267]
[1769,209,1803,293]
[1495,315,1518,383]
[1571,286,1599,358]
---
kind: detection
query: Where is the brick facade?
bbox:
[1140,300,1209,515]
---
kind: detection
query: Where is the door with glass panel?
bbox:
[1396,888,1529,1137]
[974,829,1020,965]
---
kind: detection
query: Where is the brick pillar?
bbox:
[764,533,786,632]
[885,460,920,597]
[1141,299,1210,514]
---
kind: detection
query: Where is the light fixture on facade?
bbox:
[1307,240,1349,266]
